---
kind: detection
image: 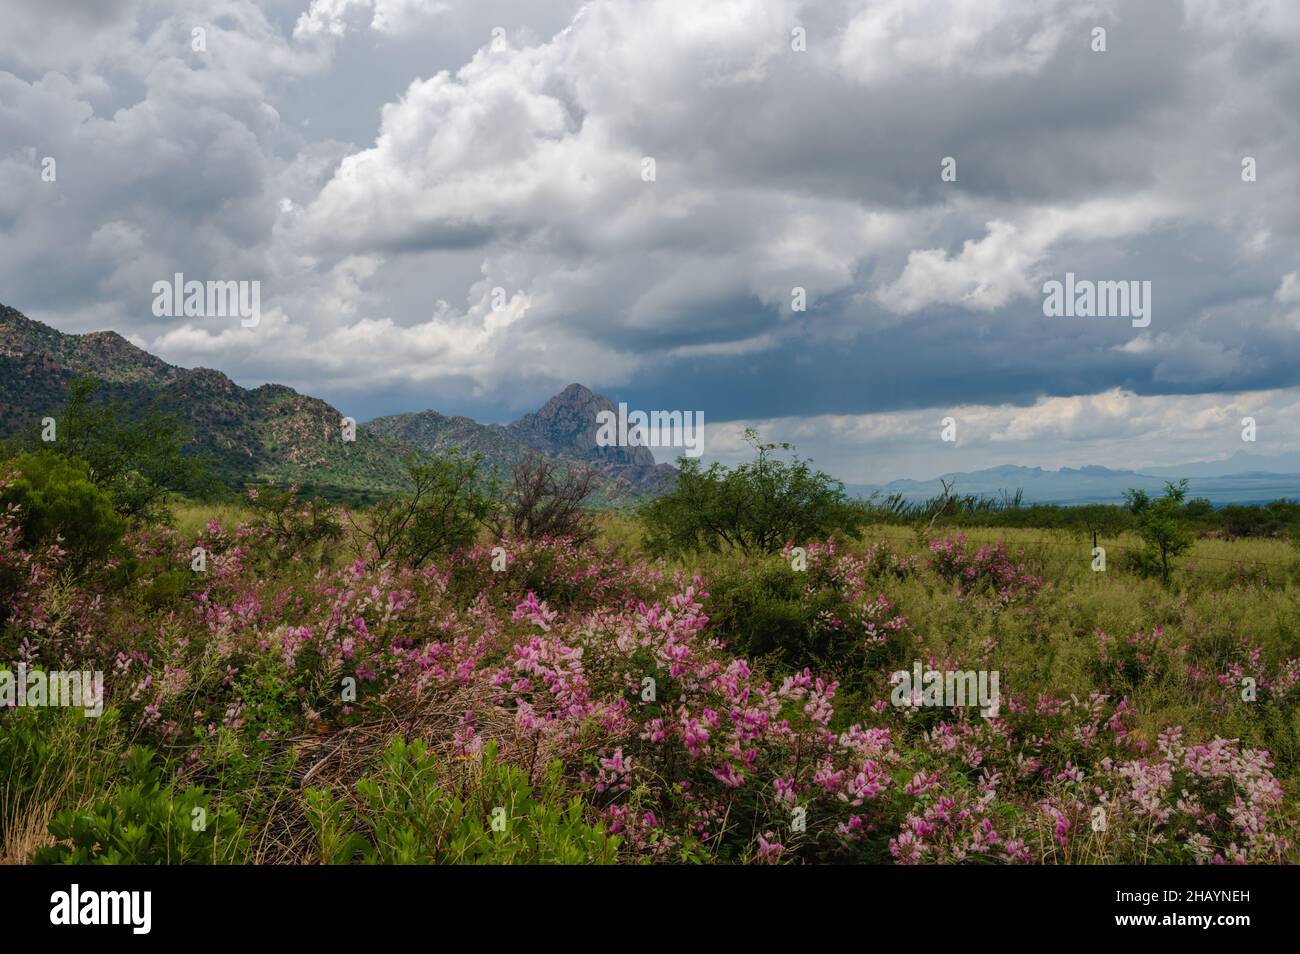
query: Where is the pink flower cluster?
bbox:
[928,534,1043,603]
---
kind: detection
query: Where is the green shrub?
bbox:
[703,552,908,695]
[1125,480,1194,583]
[348,452,496,568]
[709,559,853,666]
[1,451,126,563]
[246,483,344,561]
[33,748,249,865]
[307,738,620,864]
[1066,503,1133,541]
[642,429,862,555]
[19,376,209,524]
[231,653,304,746]
[139,567,194,609]
[1221,499,1300,538]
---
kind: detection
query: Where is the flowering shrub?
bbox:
[928,534,1042,604]
[0,472,65,631]
[1216,647,1300,708]
[2,507,1296,865]
[879,693,1291,864]
[445,536,664,613]
[1094,625,1186,688]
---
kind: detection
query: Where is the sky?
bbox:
[2,0,1299,482]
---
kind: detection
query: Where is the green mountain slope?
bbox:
[1,304,409,498]
[0,304,676,503]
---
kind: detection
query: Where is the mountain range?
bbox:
[364,385,677,498]
[0,303,674,503]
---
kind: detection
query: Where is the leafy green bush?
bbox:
[1066,503,1133,541]
[307,738,620,864]
[1125,480,1194,583]
[139,567,195,609]
[348,452,496,568]
[246,483,344,561]
[1220,499,1300,538]
[230,653,304,746]
[642,429,862,555]
[1,451,125,563]
[709,560,852,667]
[33,748,248,865]
[703,547,908,690]
[19,376,209,524]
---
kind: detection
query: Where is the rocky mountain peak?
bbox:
[507,383,657,467]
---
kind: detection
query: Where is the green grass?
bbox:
[171,499,253,538]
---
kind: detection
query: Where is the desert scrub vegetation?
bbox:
[1,424,1298,864]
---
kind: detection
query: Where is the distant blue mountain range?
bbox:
[847,451,1300,506]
